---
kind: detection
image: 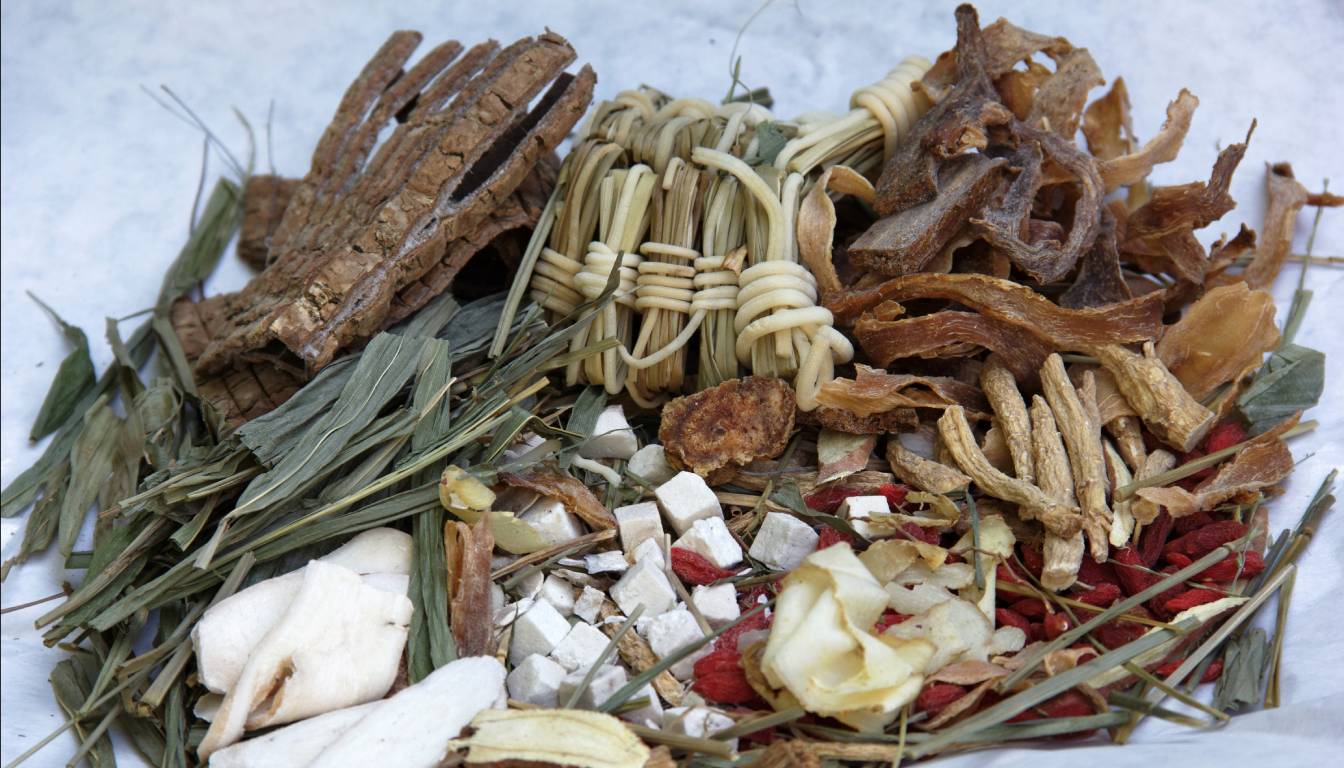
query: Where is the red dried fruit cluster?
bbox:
[671,548,738,585]
[816,527,856,550]
[1177,420,1248,488]
[1165,520,1247,560]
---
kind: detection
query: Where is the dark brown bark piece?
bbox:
[237,175,299,270]
[1060,210,1131,309]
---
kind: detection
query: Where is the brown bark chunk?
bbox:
[660,376,796,484]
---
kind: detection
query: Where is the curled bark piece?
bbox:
[937,406,1079,537]
[447,518,496,658]
[238,175,299,270]
[830,273,1164,349]
[817,364,989,419]
[1082,77,1133,162]
[1156,283,1280,400]
[979,360,1033,483]
[1030,395,1083,591]
[851,153,1007,276]
[501,466,615,530]
[797,165,875,297]
[1130,449,1176,525]
[1096,89,1197,191]
[1039,355,1109,561]
[660,376,796,484]
[1060,210,1131,309]
[886,439,970,495]
[1240,163,1312,288]
[1026,47,1103,138]
[853,309,1053,385]
[1088,342,1215,452]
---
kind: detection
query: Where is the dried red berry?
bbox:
[1152,657,1224,684]
[874,610,911,633]
[816,526,856,550]
[1044,612,1072,640]
[692,649,760,704]
[1076,558,1119,590]
[1007,689,1094,722]
[1113,547,1160,597]
[1028,622,1046,642]
[802,482,909,515]
[1095,618,1147,649]
[916,683,966,715]
[1163,587,1224,614]
[997,561,1026,585]
[1009,598,1047,619]
[1165,520,1247,560]
[1148,564,1185,619]
[901,521,940,545]
[1019,546,1044,577]
[1075,582,1121,607]
[716,609,772,652]
[880,482,910,508]
[995,608,1032,634]
[672,548,738,586]
[1165,551,1194,568]
[736,582,778,612]
[1172,510,1216,536]
[1203,420,1248,454]
[1138,512,1174,567]
[1198,551,1265,583]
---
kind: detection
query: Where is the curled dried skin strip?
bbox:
[1025,47,1103,138]
[936,406,1079,537]
[500,465,615,530]
[1239,163,1312,289]
[1082,77,1133,161]
[829,273,1164,350]
[1040,355,1109,561]
[1088,342,1215,453]
[1031,395,1083,591]
[816,364,989,419]
[885,439,970,495]
[1130,449,1176,525]
[446,518,496,658]
[1155,283,1280,400]
[1096,89,1197,191]
[979,360,1033,484]
[796,165,875,298]
[853,309,1053,386]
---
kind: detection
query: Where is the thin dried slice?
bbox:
[1025,47,1103,138]
[1040,356,1109,561]
[886,440,969,495]
[853,309,1053,385]
[797,165,875,297]
[810,405,919,435]
[816,364,989,419]
[461,709,649,768]
[1130,449,1176,525]
[1240,163,1312,288]
[1082,77,1133,161]
[1096,89,1197,190]
[1136,430,1294,518]
[446,518,495,657]
[922,17,1074,96]
[1088,342,1215,452]
[1156,283,1280,399]
[238,175,300,270]
[937,406,1079,537]
[660,376,796,484]
[501,465,615,530]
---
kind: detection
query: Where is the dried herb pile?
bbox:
[3,5,1341,767]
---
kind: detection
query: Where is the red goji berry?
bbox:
[880,483,909,508]
[995,608,1032,634]
[716,609,773,652]
[1019,545,1044,577]
[1113,547,1161,597]
[997,561,1026,585]
[803,483,909,515]
[1044,612,1072,640]
[816,527,855,550]
[1007,690,1094,722]
[1196,551,1265,583]
[672,548,738,586]
[1172,510,1216,536]
[1138,512,1174,567]
[1096,618,1147,649]
[692,649,760,704]
[1163,588,1224,615]
[1148,564,1185,619]
[1075,582,1121,607]
[1153,657,1224,684]
[736,582,778,612]
[1165,520,1247,560]
[1165,551,1194,568]
[916,683,966,715]
[1076,557,1119,590]
[874,610,910,633]
[1009,598,1047,619]
[901,522,940,545]
[1028,622,1046,642]
[1174,419,1243,490]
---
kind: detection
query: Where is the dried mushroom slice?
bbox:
[660,376,796,484]
[194,32,594,377]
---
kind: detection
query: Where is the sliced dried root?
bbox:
[1039,355,1110,562]
[1088,342,1215,453]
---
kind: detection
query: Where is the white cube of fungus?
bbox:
[521,498,585,545]
[610,559,677,617]
[573,585,606,624]
[748,512,820,571]
[585,550,629,575]
[580,405,638,460]
[514,570,545,600]
[506,653,567,707]
[557,664,628,710]
[494,597,531,628]
[490,582,506,615]
[655,472,723,535]
[628,444,675,485]
[691,583,741,629]
[614,501,664,554]
[619,682,664,727]
[839,495,891,539]
[664,706,738,750]
[645,609,708,680]
[508,599,572,665]
[673,517,742,570]
[631,537,666,570]
[537,574,575,616]
[550,621,612,672]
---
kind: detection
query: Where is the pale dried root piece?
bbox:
[936,406,1079,537]
[598,601,683,707]
[1130,449,1176,525]
[754,739,822,768]
[979,360,1034,483]
[1030,395,1083,591]
[1103,440,1136,548]
[460,709,650,768]
[1105,415,1146,474]
[1039,355,1110,562]
[1088,342,1216,453]
[885,439,969,495]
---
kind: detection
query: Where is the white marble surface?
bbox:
[2,1,1341,765]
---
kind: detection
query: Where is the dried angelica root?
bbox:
[979,360,1035,484]
[1040,354,1111,561]
[774,56,933,176]
[693,147,853,411]
[1031,395,1084,591]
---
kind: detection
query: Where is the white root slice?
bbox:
[311,656,507,768]
[193,528,412,695]
[207,701,380,768]
[461,709,651,768]
[197,561,413,760]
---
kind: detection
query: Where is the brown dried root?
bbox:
[936,406,1079,537]
[1136,428,1294,518]
[1039,355,1109,561]
[500,466,615,531]
[1029,395,1083,591]
[446,518,496,657]
[1088,342,1215,453]
[885,439,970,495]
[979,360,1034,483]
[1240,163,1312,288]
[1096,89,1198,191]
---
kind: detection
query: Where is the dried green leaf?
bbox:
[0,459,68,580]
[1213,627,1269,713]
[408,506,456,683]
[59,399,124,557]
[235,358,357,467]
[26,294,97,442]
[755,121,791,166]
[1237,344,1325,434]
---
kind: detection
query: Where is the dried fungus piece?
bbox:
[816,364,989,418]
[660,376,796,484]
[501,465,615,530]
[238,174,299,270]
[937,406,1079,537]
[1156,283,1280,400]
[446,518,496,657]
[1039,355,1110,561]
[1088,342,1215,452]
[194,32,594,376]
[886,439,970,495]
[461,709,649,768]
[1096,89,1198,190]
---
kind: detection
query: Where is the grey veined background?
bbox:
[3,1,1342,765]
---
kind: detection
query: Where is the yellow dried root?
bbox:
[979,360,1034,483]
[1029,395,1084,591]
[885,438,970,494]
[1039,354,1111,562]
[1088,342,1216,453]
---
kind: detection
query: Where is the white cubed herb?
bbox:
[536,574,576,616]
[584,550,629,575]
[645,609,708,680]
[614,501,664,554]
[628,444,675,484]
[508,599,571,665]
[572,585,606,624]
[631,537,666,570]
[672,517,742,570]
[580,405,638,460]
[691,583,741,629]
[506,653,566,707]
[549,621,612,672]
[748,512,820,571]
[655,471,722,535]
[557,664,628,710]
[609,559,677,617]
[618,682,664,727]
[839,494,891,539]
[521,498,585,545]
[663,706,737,750]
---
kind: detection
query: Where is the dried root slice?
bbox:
[1029,395,1082,591]
[1088,342,1215,453]
[1130,449,1176,525]
[754,740,822,768]
[1156,283,1280,401]
[660,376,795,484]
[208,701,380,768]
[1239,163,1311,289]
[1039,355,1110,561]
[885,439,969,495]
[1136,428,1294,518]
[979,360,1034,483]
[460,709,649,768]
[816,364,990,419]
[936,406,1079,537]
